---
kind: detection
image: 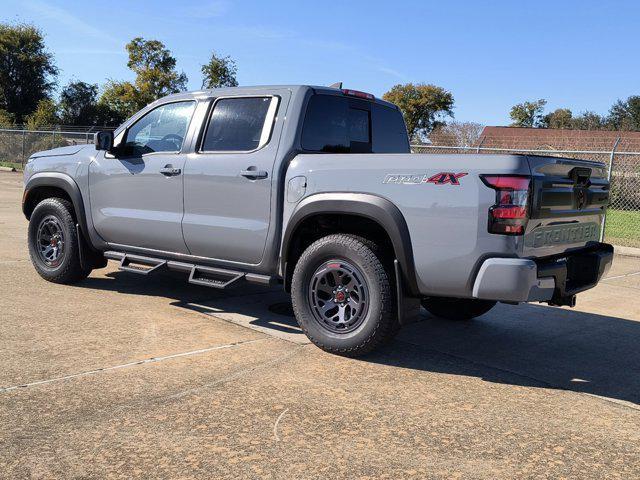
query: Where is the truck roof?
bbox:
[159,85,399,110]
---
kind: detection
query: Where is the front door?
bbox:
[182,93,288,264]
[88,101,196,253]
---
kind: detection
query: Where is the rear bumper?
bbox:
[472,243,614,303]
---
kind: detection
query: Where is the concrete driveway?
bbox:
[1,171,639,479]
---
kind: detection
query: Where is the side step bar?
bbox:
[119,254,167,275]
[188,265,245,289]
[104,251,275,289]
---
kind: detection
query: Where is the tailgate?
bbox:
[523,155,610,258]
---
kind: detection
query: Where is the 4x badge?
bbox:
[383,172,468,185]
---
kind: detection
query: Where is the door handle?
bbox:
[240,168,268,180]
[160,165,181,176]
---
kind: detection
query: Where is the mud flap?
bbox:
[394,259,421,325]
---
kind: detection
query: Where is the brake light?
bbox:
[341,89,375,100]
[481,175,531,235]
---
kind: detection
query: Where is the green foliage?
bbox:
[571,111,604,130]
[0,109,14,127]
[606,96,640,131]
[0,23,57,123]
[59,81,99,125]
[509,99,547,127]
[543,108,572,129]
[99,37,188,121]
[25,99,59,129]
[382,83,454,141]
[201,51,238,89]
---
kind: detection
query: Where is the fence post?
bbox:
[600,136,621,242]
[476,136,486,153]
[51,130,55,149]
[21,129,25,166]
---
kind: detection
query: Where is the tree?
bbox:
[606,96,640,131]
[0,109,14,127]
[429,121,484,147]
[509,99,547,128]
[382,83,454,141]
[201,51,238,89]
[0,23,58,123]
[571,111,604,130]
[25,99,59,129]
[543,108,573,129]
[100,37,187,120]
[59,81,99,125]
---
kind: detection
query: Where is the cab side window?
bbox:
[201,97,277,152]
[125,101,196,155]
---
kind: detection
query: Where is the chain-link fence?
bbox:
[0,128,101,168]
[412,143,640,249]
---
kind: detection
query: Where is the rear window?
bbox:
[301,94,409,153]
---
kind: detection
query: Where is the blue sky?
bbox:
[3,0,639,125]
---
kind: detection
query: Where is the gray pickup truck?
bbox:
[22,85,613,356]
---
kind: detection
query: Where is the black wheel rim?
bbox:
[36,215,65,267]
[308,260,369,334]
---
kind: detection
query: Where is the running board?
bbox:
[119,254,168,275]
[103,251,274,288]
[188,265,245,289]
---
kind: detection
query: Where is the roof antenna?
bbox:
[328,82,343,89]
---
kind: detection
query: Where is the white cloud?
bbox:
[22,0,121,45]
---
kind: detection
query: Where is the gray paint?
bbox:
[23,84,610,302]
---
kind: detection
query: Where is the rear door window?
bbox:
[201,96,278,152]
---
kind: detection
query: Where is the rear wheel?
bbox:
[291,234,398,357]
[421,297,496,321]
[28,198,91,284]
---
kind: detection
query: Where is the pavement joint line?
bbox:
[0,338,266,394]
[164,344,306,401]
[397,339,640,412]
[603,271,640,281]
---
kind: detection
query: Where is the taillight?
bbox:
[480,175,531,235]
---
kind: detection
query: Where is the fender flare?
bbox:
[23,172,90,241]
[281,193,419,296]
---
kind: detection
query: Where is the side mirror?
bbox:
[94,131,114,152]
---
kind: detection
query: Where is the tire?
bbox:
[291,234,398,357]
[421,297,496,321]
[28,197,91,284]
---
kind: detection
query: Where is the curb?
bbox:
[614,245,640,258]
[0,166,17,172]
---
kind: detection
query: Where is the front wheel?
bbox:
[421,297,496,321]
[28,198,91,284]
[291,234,398,357]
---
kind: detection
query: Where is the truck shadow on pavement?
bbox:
[79,271,640,406]
[374,302,640,406]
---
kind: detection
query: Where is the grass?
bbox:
[0,161,23,171]
[605,209,640,247]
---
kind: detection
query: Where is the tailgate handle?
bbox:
[569,167,591,187]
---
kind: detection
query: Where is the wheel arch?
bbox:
[23,173,89,239]
[281,193,419,296]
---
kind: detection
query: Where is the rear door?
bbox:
[523,156,610,257]
[182,92,288,264]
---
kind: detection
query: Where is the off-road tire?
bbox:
[28,198,91,284]
[421,297,496,321]
[291,234,398,357]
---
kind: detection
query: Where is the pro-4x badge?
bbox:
[383,172,468,185]
[426,172,468,185]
